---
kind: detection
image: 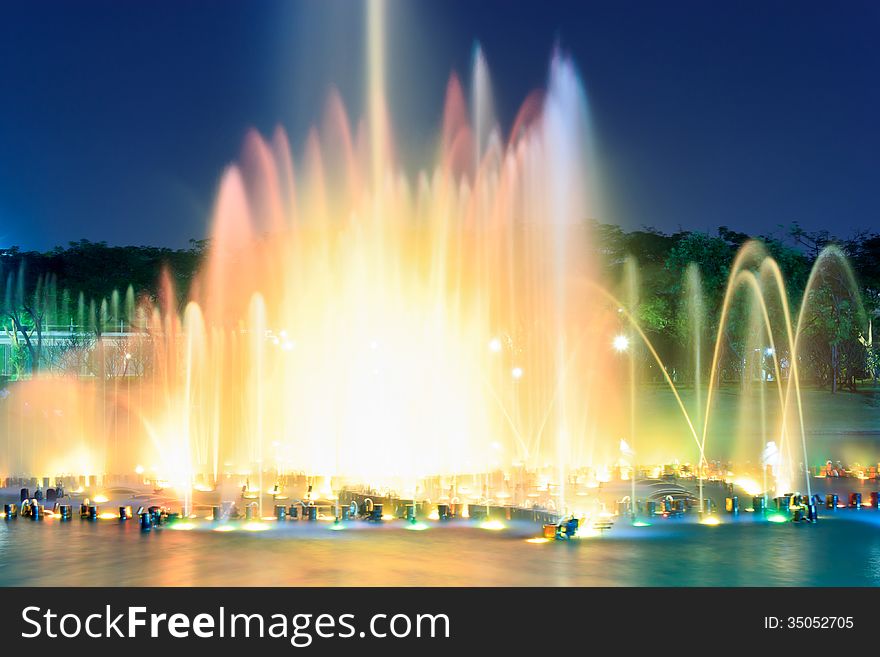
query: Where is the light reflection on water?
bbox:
[2,515,880,586]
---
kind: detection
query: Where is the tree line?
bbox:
[598,222,878,391]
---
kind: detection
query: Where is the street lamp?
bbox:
[613,335,630,352]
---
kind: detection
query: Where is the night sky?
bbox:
[1,0,877,250]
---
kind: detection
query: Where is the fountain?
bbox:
[0,1,872,529]
[1,4,614,509]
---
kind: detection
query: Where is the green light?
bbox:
[169,521,196,531]
[632,520,651,527]
[404,521,429,531]
[767,513,788,524]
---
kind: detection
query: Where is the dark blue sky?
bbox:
[1,0,877,250]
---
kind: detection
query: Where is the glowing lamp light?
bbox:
[511,366,524,380]
[488,337,502,353]
[767,513,788,524]
[526,537,551,544]
[404,521,429,531]
[213,525,236,532]
[93,494,109,504]
[632,520,651,527]
[733,477,762,497]
[613,335,630,352]
[170,522,196,531]
[242,522,269,532]
[98,512,118,520]
[134,465,145,475]
[700,516,720,526]
[479,520,505,531]
[427,509,440,520]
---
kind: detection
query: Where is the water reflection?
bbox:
[2,516,879,586]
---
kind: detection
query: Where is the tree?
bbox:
[1,262,56,375]
[664,231,741,380]
[799,257,867,392]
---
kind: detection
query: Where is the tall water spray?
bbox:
[0,8,620,497]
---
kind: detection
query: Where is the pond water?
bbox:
[2,509,880,586]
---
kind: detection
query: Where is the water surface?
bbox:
[2,512,879,586]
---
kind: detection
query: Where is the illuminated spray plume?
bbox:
[0,1,621,505]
